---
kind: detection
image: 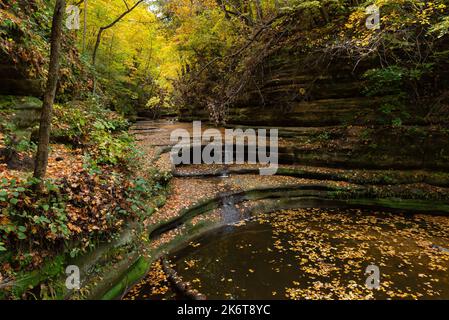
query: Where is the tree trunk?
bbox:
[33,0,66,188]
[82,0,87,53]
[320,7,330,23]
[245,0,254,26]
[254,0,263,21]
[92,27,104,66]
[274,0,280,13]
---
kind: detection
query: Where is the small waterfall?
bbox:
[219,167,230,178]
[220,194,240,224]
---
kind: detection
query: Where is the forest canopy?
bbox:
[2,0,448,122]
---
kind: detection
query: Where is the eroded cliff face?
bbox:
[0,56,44,97]
[180,49,446,126]
[178,51,449,170]
[0,1,86,99]
[0,1,46,97]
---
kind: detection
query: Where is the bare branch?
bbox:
[92,0,144,65]
[194,12,287,78]
[122,0,130,10]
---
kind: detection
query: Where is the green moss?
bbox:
[101,256,150,300]
[346,198,449,214]
[10,254,66,299]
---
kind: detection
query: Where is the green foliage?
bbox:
[0,178,70,248]
[144,93,174,118]
[125,177,157,220]
[50,99,137,166]
[81,0,180,115]
[0,168,165,270]
[360,129,372,141]
[1,120,37,154]
[363,61,437,125]
[91,130,134,165]
[0,0,50,78]
[430,15,449,38]
[145,96,161,109]
[290,0,322,11]
[52,99,129,145]
[315,132,331,142]
[0,97,160,274]
[363,66,406,97]
[9,254,66,299]
[0,1,88,96]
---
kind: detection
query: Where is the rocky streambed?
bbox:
[114,119,449,300]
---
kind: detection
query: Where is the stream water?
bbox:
[128,207,449,300]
